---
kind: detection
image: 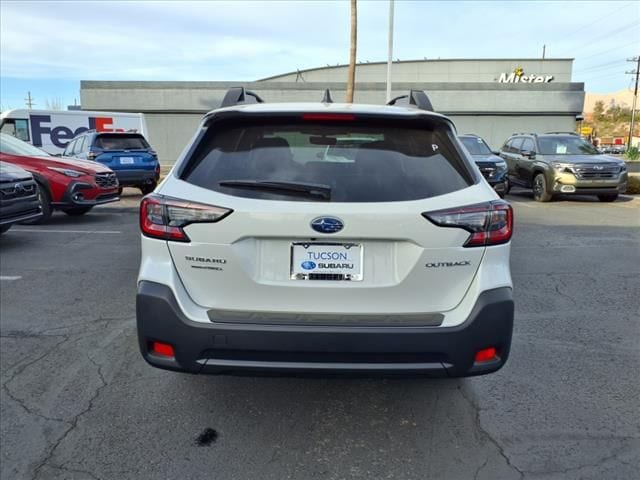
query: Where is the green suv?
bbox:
[499,132,628,202]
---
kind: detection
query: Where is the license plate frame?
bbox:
[119,157,135,164]
[290,242,363,281]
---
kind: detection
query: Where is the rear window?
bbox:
[181,120,473,202]
[94,134,149,150]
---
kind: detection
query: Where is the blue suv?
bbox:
[458,134,509,197]
[64,131,160,194]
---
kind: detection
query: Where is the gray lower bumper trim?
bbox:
[207,308,444,327]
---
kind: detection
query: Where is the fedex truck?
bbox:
[0,109,148,155]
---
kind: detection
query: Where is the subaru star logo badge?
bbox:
[311,217,344,234]
[301,261,316,270]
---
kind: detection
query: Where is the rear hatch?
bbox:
[152,111,505,319]
[92,133,156,171]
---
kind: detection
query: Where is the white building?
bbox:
[81,58,585,164]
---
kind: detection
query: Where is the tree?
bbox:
[593,101,605,122]
[346,0,357,103]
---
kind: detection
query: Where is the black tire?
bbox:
[22,183,52,224]
[532,173,552,202]
[504,178,511,195]
[139,182,157,195]
[61,207,93,216]
[597,194,618,202]
[0,225,11,235]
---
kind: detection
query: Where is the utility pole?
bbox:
[626,56,639,149]
[386,0,395,102]
[346,0,357,103]
[25,91,35,109]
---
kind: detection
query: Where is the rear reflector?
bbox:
[474,347,497,363]
[140,194,232,242]
[151,341,175,358]
[422,200,513,247]
[301,113,356,121]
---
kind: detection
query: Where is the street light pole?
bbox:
[386,0,395,102]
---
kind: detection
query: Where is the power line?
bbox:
[574,58,627,74]
[558,2,636,40]
[558,21,640,56]
[577,40,640,61]
[580,70,628,81]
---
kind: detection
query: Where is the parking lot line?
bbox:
[11,228,122,234]
[0,276,22,281]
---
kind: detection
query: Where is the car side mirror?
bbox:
[522,150,536,159]
[492,150,500,155]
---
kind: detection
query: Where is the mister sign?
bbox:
[498,67,553,84]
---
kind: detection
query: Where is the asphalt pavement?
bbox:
[1,190,639,480]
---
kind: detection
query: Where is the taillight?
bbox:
[422,200,513,247]
[140,194,232,242]
[150,150,158,159]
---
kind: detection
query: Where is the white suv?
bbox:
[136,88,514,377]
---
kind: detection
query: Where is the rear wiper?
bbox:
[218,180,331,200]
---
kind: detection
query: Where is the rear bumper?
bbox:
[114,169,157,186]
[136,281,514,377]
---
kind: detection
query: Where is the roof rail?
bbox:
[386,89,433,111]
[321,89,333,103]
[545,131,579,135]
[512,132,537,136]
[220,87,264,108]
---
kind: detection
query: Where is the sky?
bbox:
[1,0,639,110]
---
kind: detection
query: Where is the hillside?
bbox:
[584,89,634,113]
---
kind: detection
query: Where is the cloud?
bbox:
[0,0,637,93]
[0,1,351,80]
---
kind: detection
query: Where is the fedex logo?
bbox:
[30,115,128,148]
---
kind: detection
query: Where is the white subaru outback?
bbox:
[136,88,514,377]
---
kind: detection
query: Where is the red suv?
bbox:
[0,133,119,222]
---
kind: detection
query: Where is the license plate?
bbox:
[119,157,135,164]
[290,243,363,281]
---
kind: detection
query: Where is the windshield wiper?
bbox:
[219,180,331,200]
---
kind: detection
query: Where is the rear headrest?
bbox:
[252,137,291,149]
